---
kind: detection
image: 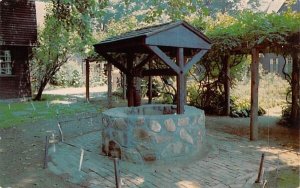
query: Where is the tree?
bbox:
[31,0,107,100]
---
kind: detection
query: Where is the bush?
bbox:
[230,97,266,118]
[50,62,83,87]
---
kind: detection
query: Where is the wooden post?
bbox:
[291,53,300,127]
[148,61,152,104]
[122,73,127,100]
[107,62,112,108]
[127,54,134,107]
[148,76,152,104]
[176,48,185,114]
[250,48,259,141]
[85,59,90,102]
[224,56,230,116]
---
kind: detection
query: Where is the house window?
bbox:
[0,50,12,75]
[274,58,279,73]
[269,59,274,72]
[270,58,278,73]
[285,56,293,73]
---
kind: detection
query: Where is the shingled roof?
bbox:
[0,0,37,46]
[94,20,211,54]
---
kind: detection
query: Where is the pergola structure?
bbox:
[93,21,211,114]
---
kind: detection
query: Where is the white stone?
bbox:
[164,118,176,132]
[172,142,184,154]
[180,128,194,144]
[178,117,189,126]
[149,120,161,133]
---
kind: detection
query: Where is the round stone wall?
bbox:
[101,104,206,163]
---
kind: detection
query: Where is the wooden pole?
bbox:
[148,61,152,104]
[291,53,300,127]
[85,59,90,102]
[107,62,113,108]
[250,48,259,141]
[148,76,152,104]
[127,54,134,107]
[176,48,185,114]
[122,73,127,100]
[224,56,230,116]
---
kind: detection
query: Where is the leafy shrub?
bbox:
[230,97,266,118]
[50,62,83,87]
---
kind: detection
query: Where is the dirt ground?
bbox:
[0,88,299,188]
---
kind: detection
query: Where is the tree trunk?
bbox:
[291,53,300,127]
[34,79,48,101]
[223,55,230,116]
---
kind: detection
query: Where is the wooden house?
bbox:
[0,0,37,99]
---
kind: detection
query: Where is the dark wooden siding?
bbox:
[0,46,31,99]
[0,0,37,46]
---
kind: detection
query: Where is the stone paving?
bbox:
[47,126,299,188]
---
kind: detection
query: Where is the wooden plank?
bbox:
[146,25,211,49]
[107,62,112,108]
[85,59,90,102]
[183,49,208,74]
[176,48,185,114]
[148,75,152,104]
[127,54,134,107]
[134,54,154,70]
[98,51,129,75]
[250,48,259,140]
[140,69,177,76]
[147,45,180,74]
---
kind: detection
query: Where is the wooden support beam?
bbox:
[183,49,208,74]
[98,50,129,75]
[148,75,152,104]
[250,48,259,141]
[122,73,127,100]
[85,59,90,102]
[107,62,112,108]
[147,45,180,74]
[134,54,154,70]
[127,54,134,107]
[176,48,185,114]
[140,69,177,76]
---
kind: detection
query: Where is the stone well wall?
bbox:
[101,104,206,163]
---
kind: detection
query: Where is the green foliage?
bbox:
[31,0,108,100]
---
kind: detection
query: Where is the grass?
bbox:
[232,73,289,110]
[0,94,103,128]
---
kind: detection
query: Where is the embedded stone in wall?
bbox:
[134,128,151,140]
[161,142,184,157]
[178,117,189,126]
[180,128,194,144]
[149,120,161,133]
[164,118,176,132]
[113,118,127,130]
[154,135,172,144]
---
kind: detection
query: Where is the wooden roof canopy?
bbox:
[94,20,211,114]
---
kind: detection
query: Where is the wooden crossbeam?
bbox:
[147,45,180,74]
[183,49,208,74]
[140,69,176,76]
[98,50,129,75]
[134,54,154,70]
